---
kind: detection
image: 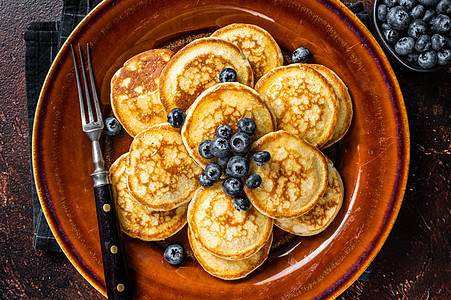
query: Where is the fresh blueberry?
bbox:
[210,137,231,158]
[226,156,249,178]
[408,19,427,38]
[436,0,451,14]
[167,108,185,128]
[415,34,432,52]
[245,174,262,189]
[198,140,214,159]
[399,0,416,9]
[104,116,122,136]
[431,34,447,50]
[164,244,185,266]
[218,68,237,83]
[418,0,440,5]
[237,118,257,136]
[422,9,436,22]
[292,47,312,63]
[437,48,451,66]
[395,37,415,55]
[429,14,451,33]
[406,52,420,63]
[222,177,243,197]
[383,0,398,8]
[418,50,438,68]
[387,6,411,30]
[378,4,389,21]
[230,132,252,154]
[381,22,392,31]
[217,153,231,168]
[216,125,233,139]
[252,151,271,166]
[233,195,251,211]
[410,5,426,18]
[198,173,214,187]
[383,28,400,44]
[205,162,222,181]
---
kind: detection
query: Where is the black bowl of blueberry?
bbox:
[372,0,451,72]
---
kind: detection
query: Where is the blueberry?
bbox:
[230,132,252,154]
[436,0,451,14]
[210,137,231,158]
[383,0,398,8]
[383,28,400,44]
[217,153,231,168]
[218,67,237,83]
[408,19,427,38]
[437,48,451,66]
[415,34,432,51]
[399,0,416,9]
[418,0,439,5]
[198,140,214,159]
[164,244,185,266]
[410,5,426,18]
[418,50,438,68]
[226,156,249,178]
[205,162,222,181]
[216,125,233,139]
[387,6,411,30]
[381,22,392,31]
[406,52,420,63]
[233,195,251,211]
[395,37,415,55]
[292,47,312,63]
[237,118,257,136]
[104,116,122,136]
[222,177,243,197]
[245,174,262,189]
[252,151,271,166]
[198,173,214,187]
[429,14,451,33]
[167,108,185,128]
[377,4,388,22]
[431,34,447,50]
[422,9,436,22]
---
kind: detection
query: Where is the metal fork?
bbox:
[71,44,132,300]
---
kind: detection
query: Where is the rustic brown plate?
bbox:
[32,0,410,299]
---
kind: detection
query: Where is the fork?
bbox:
[71,43,132,300]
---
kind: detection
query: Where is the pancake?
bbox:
[187,182,273,260]
[308,64,353,148]
[255,64,339,148]
[274,159,344,235]
[159,37,254,112]
[127,123,203,211]
[110,49,174,137]
[245,130,329,219]
[188,229,272,280]
[211,23,283,82]
[109,153,188,241]
[181,82,275,168]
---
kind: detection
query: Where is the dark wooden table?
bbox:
[0,0,449,299]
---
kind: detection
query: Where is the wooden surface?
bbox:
[0,0,449,299]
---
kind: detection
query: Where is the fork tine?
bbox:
[86,43,103,123]
[78,44,95,124]
[71,44,87,126]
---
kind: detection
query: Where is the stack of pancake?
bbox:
[109,23,352,279]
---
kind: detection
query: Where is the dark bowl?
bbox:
[372,0,443,72]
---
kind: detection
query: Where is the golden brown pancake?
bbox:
[110,49,174,137]
[158,37,254,112]
[245,130,329,219]
[211,23,283,82]
[127,123,203,211]
[109,153,188,241]
[255,64,339,148]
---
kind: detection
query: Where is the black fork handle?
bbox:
[93,183,132,300]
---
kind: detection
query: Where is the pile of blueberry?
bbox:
[197,118,271,211]
[376,0,451,69]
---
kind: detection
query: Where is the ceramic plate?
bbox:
[33,0,409,298]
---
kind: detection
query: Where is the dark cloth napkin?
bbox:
[25,0,372,281]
